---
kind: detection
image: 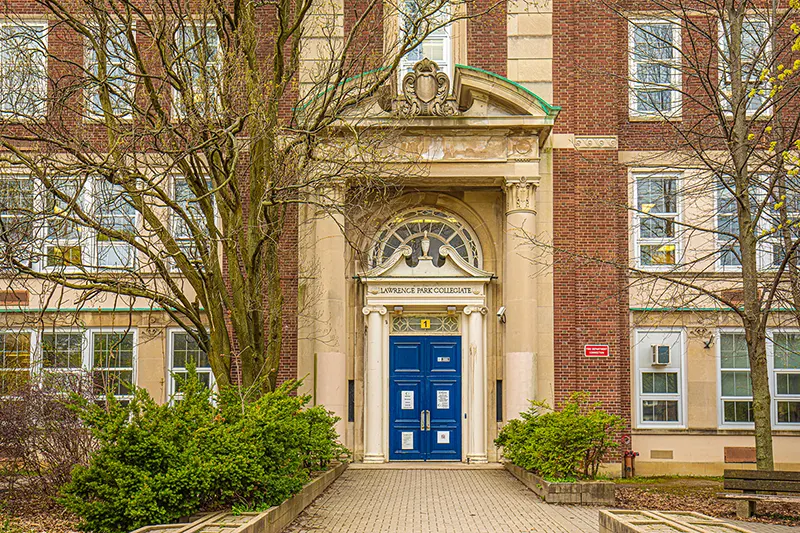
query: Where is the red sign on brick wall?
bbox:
[584,345,610,357]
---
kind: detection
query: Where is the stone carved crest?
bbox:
[396,59,459,117]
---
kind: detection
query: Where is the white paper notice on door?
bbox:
[436,390,450,410]
[401,391,414,410]
[437,431,450,444]
[401,431,414,450]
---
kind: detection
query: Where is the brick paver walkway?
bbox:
[283,467,797,533]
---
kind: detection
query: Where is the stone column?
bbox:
[465,305,488,463]
[362,305,387,463]
[504,177,539,421]
[315,182,348,441]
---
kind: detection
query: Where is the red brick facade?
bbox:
[552,0,631,434]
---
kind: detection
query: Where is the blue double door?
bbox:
[389,336,462,461]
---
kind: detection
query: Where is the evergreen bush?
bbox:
[494,392,623,481]
[60,372,346,533]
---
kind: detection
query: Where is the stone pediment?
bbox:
[378,60,560,121]
[358,244,494,281]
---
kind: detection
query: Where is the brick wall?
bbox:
[467,0,507,76]
[552,0,632,441]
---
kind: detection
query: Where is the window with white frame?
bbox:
[399,0,451,79]
[772,332,800,425]
[44,179,86,268]
[40,331,86,390]
[629,19,682,118]
[719,332,754,424]
[168,330,213,398]
[94,180,136,268]
[716,176,775,270]
[0,21,47,119]
[719,17,771,116]
[0,175,35,266]
[635,329,684,426]
[0,331,33,395]
[91,331,134,400]
[172,177,211,269]
[85,21,135,119]
[173,21,221,118]
[635,173,680,267]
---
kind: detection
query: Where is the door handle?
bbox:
[425,410,431,431]
[420,411,425,431]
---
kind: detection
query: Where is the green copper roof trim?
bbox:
[293,65,392,112]
[454,64,562,116]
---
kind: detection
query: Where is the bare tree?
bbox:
[0,0,496,395]
[528,0,800,470]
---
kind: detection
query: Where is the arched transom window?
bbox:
[370,208,482,269]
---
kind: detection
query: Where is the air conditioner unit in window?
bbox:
[651,345,671,366]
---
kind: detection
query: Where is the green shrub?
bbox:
[494,392,623,481]
[59,372,347,533]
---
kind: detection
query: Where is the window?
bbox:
[0,175,35,266]
[85,22,135,119]
[91,331,134,401]
[173,22,221,118]
[94,180,135,268]
[0,331,32,395]
[370,208,482,268]
[772,332,800,425]
[716,176,775,270]
[0,21,47,119]
[629,20,681,118]
[399,0,451,79]
[41,331,85,390]
[44,180,85,268]
[719,17,771,116]
[719,332,754,424]
[635,329,684,427]
[168,330,213,398]
[172,177,211,268]
[635,173,680,267]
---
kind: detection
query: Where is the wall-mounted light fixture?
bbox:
[447,306,457,316]
[497,306,506,323]
[393,306,404,315]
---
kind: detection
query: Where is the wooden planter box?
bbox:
[504,462,615,505]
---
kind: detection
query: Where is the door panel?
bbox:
[389,335,461,461]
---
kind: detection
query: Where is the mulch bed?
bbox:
[615,479,800,528]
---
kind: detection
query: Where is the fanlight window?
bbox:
[371,209,482,268]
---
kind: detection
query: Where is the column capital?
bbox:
[503,176,539,215]
[463,305,488,316]
[362,305,388,316]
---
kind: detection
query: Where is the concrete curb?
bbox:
[504,462,615,505]
[130,461,348,533]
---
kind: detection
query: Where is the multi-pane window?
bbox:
[635,174,679,267]
[41,331,85,390]
[92,332,134,400]
[173,22,221,118]
[168,330,213,398]
[0,21,47,119]
[720,332,754,424]
[719,18,771,116]
[0,332,32,395]
[773,333,800,425]
[44,180,85,268]
[172,177,211,268]
[85,22,135,119]
[399,0,451,79]
[635,329,683,426]
[629,20,681,118]
[0,176,35,266]
[95,180,135,268]
[717,183,742,268]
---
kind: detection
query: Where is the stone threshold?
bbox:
[130,462,348,533]
[349,461,504,470]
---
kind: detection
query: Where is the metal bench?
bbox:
[717,469,800,518]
